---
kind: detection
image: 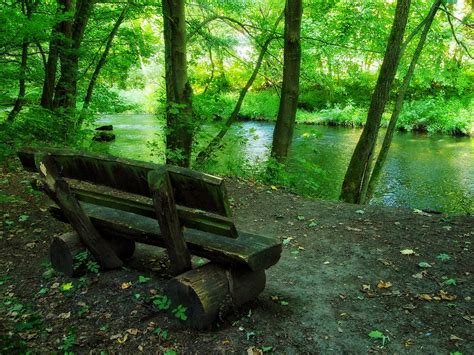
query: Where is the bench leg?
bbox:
[165,263,266,329]
[50,232,136,277]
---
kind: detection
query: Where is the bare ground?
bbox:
[1,163,473,354]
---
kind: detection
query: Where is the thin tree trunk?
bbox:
[340,0,411,204]
[195,13,283,164]
[6,0,32,122]
[81,4,129,120]
[162,0,193,167]
[270,0,303,163]
[365,0,441,203]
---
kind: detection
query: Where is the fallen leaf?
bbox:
[450,334,463,341]
[247,347,263,355]
[346,227,362,232]
[438,290,457,301]
[404,338,414,347]
[418,262,432,268]
[377,280,393,289]
[355,210,365,214]
[400,249,415,255]
[362,284,371,291]
[418,294,433,301]
[126,328,139,335]
[58,312,71,319]
[121,282,132,289]
[412,271,428,279]
[270,185,278,191]
[117,334,128,344]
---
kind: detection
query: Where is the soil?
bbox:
[1,162,473,354]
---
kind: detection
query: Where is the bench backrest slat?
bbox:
[18,147,232,217]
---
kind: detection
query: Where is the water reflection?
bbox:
[88,114,473,214]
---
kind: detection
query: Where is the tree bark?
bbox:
[339,0,411,204]
[270,0,303,163]
[40,1,64,110]
[195,13,283,164]
[365,0,441,203]
[162,0,194,167]
[81,4,129,118]
[53,0,94,116]
[6,0,33,123]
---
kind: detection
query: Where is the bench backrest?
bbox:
[18,147,232,217]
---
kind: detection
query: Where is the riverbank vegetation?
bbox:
[0,0,472,207]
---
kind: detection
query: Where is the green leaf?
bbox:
[418,262,432,268]
[280,300,289,306]
[368,330,384,339]
[138,275,151,283]
[436,253,451,261]
[443,278,456,286]
[261,346,273,353]
[308,221,318,227]
[59,282,74,292]
[296,215,305,221]
[18,214,29,222]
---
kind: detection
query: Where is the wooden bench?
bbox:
[18,147,282,328]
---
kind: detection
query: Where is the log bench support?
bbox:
[166,263,266,329]
[35,154,123,270]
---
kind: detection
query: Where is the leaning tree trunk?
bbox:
[6,0,33,123]
[195,13,283,164]
[365,0,441,203]
[162,0,194,167]
[339,0,411,204]
[81,4,129,120]
[270,0,303,163]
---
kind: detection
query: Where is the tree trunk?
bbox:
[162,0,193,167]
[270,0,303,163]
[81,5,129,119]
[40,1,64,110]
[195,13,283,164]
[339,0,411,204]
[365,0,441,203]
[53,0,93,117]
[6,0,32,123]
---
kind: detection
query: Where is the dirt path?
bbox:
[1,166,472,353]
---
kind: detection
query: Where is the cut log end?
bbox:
[165,263,266,329]
[50,231,135,276]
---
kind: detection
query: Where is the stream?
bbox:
[89,114,473,214]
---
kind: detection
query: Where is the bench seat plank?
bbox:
[50,202,282,271]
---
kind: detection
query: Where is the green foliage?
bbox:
[172,304,188,321]
[59,329,76,351]
[153,327,169,340]
[151,295,171,311]
[368,330,390,346]
[436,253,451,261]
[74,250,100,274]
[138,275,151,284]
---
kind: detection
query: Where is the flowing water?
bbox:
[90,114,473,214]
